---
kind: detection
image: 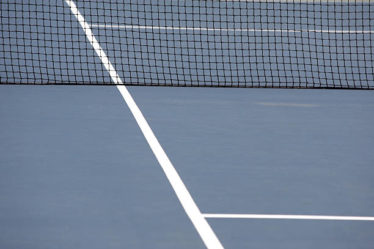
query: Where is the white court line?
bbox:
[204,213,374,221]
[64,1,224,248]
[92,24,374,34]
[221,0,371,2]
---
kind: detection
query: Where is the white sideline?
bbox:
[65,1,224,248]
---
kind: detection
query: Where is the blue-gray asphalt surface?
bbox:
[1,0,374,248]
[1,85,374,249]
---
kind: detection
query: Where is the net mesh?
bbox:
[1,0,373,89]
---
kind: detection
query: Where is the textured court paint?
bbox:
[64,1,223,248]
[204,214,374,221]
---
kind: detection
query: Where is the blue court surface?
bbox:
[1,0,374,248]
[1,86,373,248]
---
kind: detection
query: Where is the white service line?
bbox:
[64,1,223,248]
[91,24,374,34]
[220,0,371,2]
[204,213,374,221]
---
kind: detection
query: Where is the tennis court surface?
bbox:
[1,1,374,248]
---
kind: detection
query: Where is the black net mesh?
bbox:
[1,0,373,89]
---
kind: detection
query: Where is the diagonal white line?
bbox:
[64,1,223,248]
[203,213,374,221]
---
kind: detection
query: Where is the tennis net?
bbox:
[1,0,373,89]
